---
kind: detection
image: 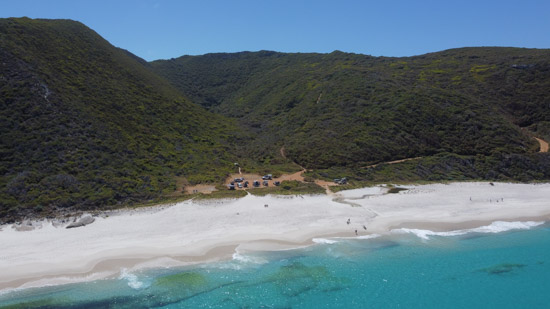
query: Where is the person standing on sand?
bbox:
[347,218,351,225]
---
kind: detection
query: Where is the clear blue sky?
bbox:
[2,0,550,61]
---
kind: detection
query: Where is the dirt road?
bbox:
[364,157,422,169]
[280,146,287,159]
[536,137,549,152]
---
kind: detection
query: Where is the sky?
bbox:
[2,0,550,61]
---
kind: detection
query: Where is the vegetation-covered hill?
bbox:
[151,48,550,169]
[2,17,550,223]
[0,18,239,222]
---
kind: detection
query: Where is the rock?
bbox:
[14,220,38,231]
[66,215,95,229]
[52,219,66,228]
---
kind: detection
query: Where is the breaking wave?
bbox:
[393,221,545,240]
[312,238,340,244]
[231,252,267,264]
[313,234,380,244]
[119,268,145,290]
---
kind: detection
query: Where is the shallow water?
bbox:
[1,222,549,308]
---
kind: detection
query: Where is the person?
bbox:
[347,218,350,225]
[363,225,367,230]
[355,230,358,236]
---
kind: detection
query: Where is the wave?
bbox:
[119,268,145,290]
[0,287,22,297]
[231,252,267,264]
[468,221,544,233]
[355,234,381,240]
[312,234,380,244]
[0,271,115,297]
[312,238,340,244]
[393,221,545,240]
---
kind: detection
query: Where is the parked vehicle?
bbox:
[262,174,272,180]
[274,181,281,186]
[253,180,260,187]
[263,180,269,186]
[333,177,348,185]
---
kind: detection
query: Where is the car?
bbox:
[334,177,348,185]
[262,174,272,180]
[274,181,281,186]
[253,180,260,187]
[228,184,235,190]
[238,183,243,189]
[263,180,269,186]
[244,181,249,188]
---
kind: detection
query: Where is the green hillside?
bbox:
[150,48,550,179]
[2,18,550,223]
[0,18,239,222]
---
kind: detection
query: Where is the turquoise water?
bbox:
[1,223,549,308]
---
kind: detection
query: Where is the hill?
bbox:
[2,18,550,223]
[0,18,239,222]
[150,48,550,180]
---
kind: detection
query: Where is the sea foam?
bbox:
[355,234,381,240]
[211,252,267,270]
[393,221,545,240]
[119,268,145,290]
[312,238,340,244]
[0,271,115,296]
[312,234,380,244]
[231,252,267,265]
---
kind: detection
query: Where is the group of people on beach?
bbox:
[346,218,367,235]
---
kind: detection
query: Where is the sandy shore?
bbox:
[1,182,550,291]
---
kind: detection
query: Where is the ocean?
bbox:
[1,221,549,308]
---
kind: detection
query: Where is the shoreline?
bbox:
[1,182,550,292]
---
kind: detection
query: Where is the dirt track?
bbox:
[280,146,287,159]
[536,137,549,152]
[362,137,549,169]
[364,157,422,169]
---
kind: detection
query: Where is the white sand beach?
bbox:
[1,182,550,291]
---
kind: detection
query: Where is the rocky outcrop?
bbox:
[66,215,95,229]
